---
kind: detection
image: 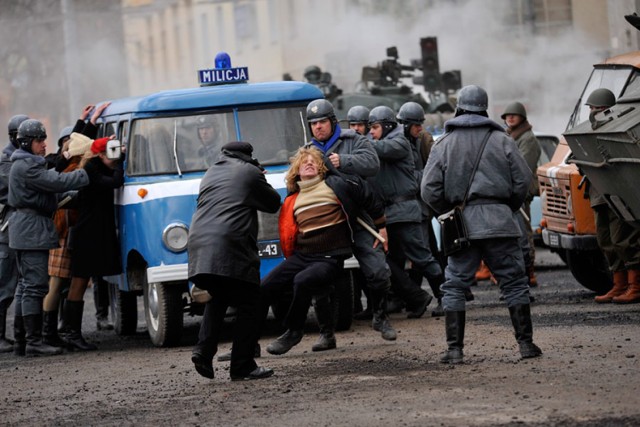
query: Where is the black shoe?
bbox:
[407,294,432,319]
[440,348,464,364]
[217,343,261,362]
[519,342,543,359]
[266,329,303,355]
[372,314,397,341]
[192,352,214,379]
[0,337,13,353]
[231,366,274,381]
[311,333,336,352]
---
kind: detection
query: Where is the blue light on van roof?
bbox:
[198,52,249,87]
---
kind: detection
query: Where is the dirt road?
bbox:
[1,250,639,426]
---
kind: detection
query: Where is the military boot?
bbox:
[594,270,627,303]
[0,303,13,353]
[613,270,640,304]
[13,315,25,356]
[440,311,465,364]
[371,293,397,341]
[63,300,97,351]
[93,277,114,331]
[311,296,336,352]
[24,313,63,357]
[508,304,542,359]
[266,329,303,355]
[42,310,66,348]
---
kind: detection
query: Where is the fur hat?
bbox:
[91,137,110,154]
[67,132,93,157]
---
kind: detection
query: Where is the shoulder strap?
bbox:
[461,128,492,208]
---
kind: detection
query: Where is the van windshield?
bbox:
[237,106,309,166]
[126,106,309,176]
[569,67,633,129]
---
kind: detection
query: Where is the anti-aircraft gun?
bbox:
[331,37,463,134]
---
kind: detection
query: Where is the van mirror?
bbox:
[106,139,122,160]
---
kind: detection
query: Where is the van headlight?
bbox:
[162,223,189,252]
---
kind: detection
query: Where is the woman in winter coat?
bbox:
[63,135,123,351]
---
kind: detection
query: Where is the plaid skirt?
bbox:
[49,237,72,279]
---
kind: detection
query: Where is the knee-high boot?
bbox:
[371,291,397,341]
[0,302,13,352]
[63,300,97,351]
[24,312,63,357]
[13,315,25,356]
[43,310,66,348]
[311,295,336,352]
[508,304,542,359]
[440,311,465,364]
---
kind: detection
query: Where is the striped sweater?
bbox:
[293,176,351,257]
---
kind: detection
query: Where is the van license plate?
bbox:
[258,242,281,258]
[548,233,559,247]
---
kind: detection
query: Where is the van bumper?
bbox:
[147,264,188,283]
[542,229,599,251]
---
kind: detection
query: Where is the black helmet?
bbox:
[457,85,488,112]
[347,106,370,124]
[306,99,336,123]
[585,88,615,109]
[304,65,322,83]
[501,102,527,120]
[8,114,29,149]
[397,102,425,125]
[17,119,47,153]
[368,106,396,125]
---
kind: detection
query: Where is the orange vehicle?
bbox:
[537,40,640,294]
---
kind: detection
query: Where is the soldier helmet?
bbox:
[585,88,615,109]
[347,106,370,124]
[58,126,74,148]
[397,102,426,125]
[501,102,527,120]
[17,119,47,153]
[8,114,30,149]
[306,99,336,123]
[304,65,322,82]
[457,85,488,112]
[368,106,397,125]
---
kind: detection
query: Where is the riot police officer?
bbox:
[396,101,446,316]
[422,85,542,363]
[9,119,89,357]
[0,114,29,353]
[304,99,397,342]
[368,106,439,319]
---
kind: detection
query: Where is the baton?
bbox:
[356,217,386,243]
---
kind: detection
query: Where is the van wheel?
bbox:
[333,270,354,331]
[565,249,613,295]
[109,282,138,336]
[144,282,184,347]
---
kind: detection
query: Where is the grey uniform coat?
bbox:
[421,114,531,240]
[305,128,379,178]
[8,149,89,250]
[369,126,422,224]
[0,144,16,244]
[513,127,541,197]
[188,149,280,287]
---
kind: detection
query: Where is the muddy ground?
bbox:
[1,249,640,426]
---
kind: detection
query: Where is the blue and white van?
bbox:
[94,57,330,346]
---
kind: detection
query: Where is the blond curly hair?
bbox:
[285,147,328,193]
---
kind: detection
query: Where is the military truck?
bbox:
[302,37,461,134]
[537,14,640,294]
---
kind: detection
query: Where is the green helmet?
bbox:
[501,102,527,120]
[585,88,615,109]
